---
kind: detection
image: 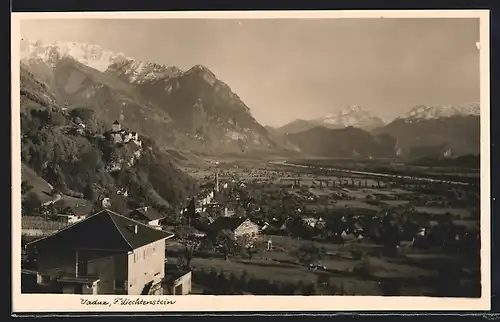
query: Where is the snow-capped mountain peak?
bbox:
[20,39,132,72]
[107,60,184,84]
[401,103,480,122]
[314,105,386,130]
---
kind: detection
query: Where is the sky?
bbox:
[20,18,480,127]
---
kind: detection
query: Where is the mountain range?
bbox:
[19,39,480,159]
[284,126,398,159]
[274,105,386,135]
[20,39,297,156]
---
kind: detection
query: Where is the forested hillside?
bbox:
[20,67,197,216]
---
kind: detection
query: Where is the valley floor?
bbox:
[176,157,481,296]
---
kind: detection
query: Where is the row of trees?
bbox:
[192,268,320,295]
[192,267,405,296]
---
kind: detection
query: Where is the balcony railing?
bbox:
[56,272,99,285]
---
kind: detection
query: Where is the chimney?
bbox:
[144,206,148,212]
[129,224,138,234]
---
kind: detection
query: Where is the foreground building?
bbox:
[25,209,190,295]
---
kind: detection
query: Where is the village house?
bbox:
[202,205,220,223]
[209,217,260,240]
[223,206,236,217]
[162,264,192,295]
[302,216,325,228]
[105,161,122,173]
[24,209,191,295]
[54,200,94,224]
[195,190,216,213]
[128,206,167,230]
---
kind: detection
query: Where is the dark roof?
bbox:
[200,182,215,190]
[55,199,93,216]
[57,276,99,285]
[209,217,247,232]
[113,120,120,124]
[27,210,174,252]
[132,207,166,221]
[21,269,38,275]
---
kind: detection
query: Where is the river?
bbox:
[269,161,472,186]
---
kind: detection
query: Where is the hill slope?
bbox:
[20,66,196,214]
[284,126,397,158]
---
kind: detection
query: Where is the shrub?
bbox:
[49,111,67,126]
[351,249,364,260]
[70,107,95,121]
[22,192,42,216]
[301,282,318,295]
[354,257,374,279]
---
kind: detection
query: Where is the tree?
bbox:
[109,194,130,215]
[433,260,463,296]
[83,182,97,202]
[185,197,196,227]
[22,192,41,216]
[351,249,364,261]
[49,111,67,126]
[176,225,202,269]
[354,256,374,279]
[339,283,346,295]
[21,180,33,195]
[379,279,401,296]
[302,282,318,295]
[39,204,59,218]
[215,229,237,260]
[70,107,95,121]
[296,243,323,270]
[383,224,402,256]
[246,244,255,260]
[239,270,250,290]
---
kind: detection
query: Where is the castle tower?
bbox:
[112,120,121,132]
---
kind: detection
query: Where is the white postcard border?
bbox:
[11,9,491,313]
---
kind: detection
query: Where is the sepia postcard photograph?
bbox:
[11,10,491,313]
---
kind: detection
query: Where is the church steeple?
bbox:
[215,172,219,193]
